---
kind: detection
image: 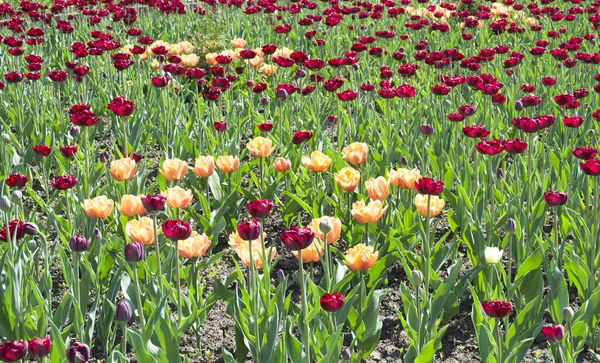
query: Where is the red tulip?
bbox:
[0,220,25,242]
[292,130,313,144]
[482,300,512,318]
[543,191,568,206]
[151,76,170,88]
[69,104,100,127]
[48,70,68,82]
[540,324,565,343]
[213,121,227,132]
[414,177,444,196]
[462,125,490,138]
[280,227,315,251]
[32,144,52,157]
[580,160,600,176]
[320,293,345,312]
[395,84,416,98]
[0,340,28,362]
[562,115,584,128]
[458,104,476,116]
[237,220,261,241]
[448,113,465,122]
[27,337,51,358]
[4,173,28,188]
[107,96,135,117]
[246,200,274,219]
[66,342,89,363]
[572,146,598,160]
[162,220,193,241]
[141,194,166,212]
[59,145,78,158]
[336,90,358,102]
[257,123,274,132]
[502,139,527,154]
[475,138,504,155]
[202,86,221,100]
[50,174,77,190]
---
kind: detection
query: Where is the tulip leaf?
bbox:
[514,247,542,282]
[547,263,569,323]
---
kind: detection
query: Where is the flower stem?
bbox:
[83,127,90,198]
[132,263,145,333]
[121,322,127,357]
[175,240,182,332]
[152,214,162,291]
[298,249,310,363]
[495,319,503,363]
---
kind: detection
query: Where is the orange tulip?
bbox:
[231,38,246,48]
[234,241,276,270]
[302,151,332,172]
[193,156,215,177]
[247,136,275,158]
[159,158,188,181]
[342,142,368,165]
[216,156,240,172]
[388,168,421,189]
[273,157,291,173]
[345,243,378,271]
[81,196,114,219]
[259,64,277,76]
[414,194,445,218]
[335,167,360,192]
[110,158,136,181]
[126,217,155,245]
[365,176,390,201]
[308,216,341,244]
[178,231,210,258]
[292,239,324,263]
[205,53,218,66]
[228,231,265,249]
[118,194,146,217]
[162,186,193,209]
[351,200,387,224]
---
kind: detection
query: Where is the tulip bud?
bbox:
[496,167,503,178]
[397,129,404,138]
[412,270,423,286]
[400,156,408,166]
[327,115,338,124]
[69,125,80,137]
[98,151,110,163]
[116,300,132,322]
[275,88,288,100]
[27,239,37,250]
[69,234,90,252]
[419,124,433,136]
[341,347,351,361]
[514,100,523,112]
[563,307,574,323]
[295,69,306,78]
[124,242,145,262]
[277,269,285,282]
[11,190,22,202]
[319,219,333,234]
[0,195,11,211]
[589,129,595,136]
[91,227,102,242]
[506,218,516,233]
[261,96,269,105]
[23,222,39,235]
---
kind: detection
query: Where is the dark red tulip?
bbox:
[562,116,584,128]
[580,160,600,176]
[124,241,145,262]
[491,94,506,105]
[304,59,325,70]
[395,84,416,98]
[336,90,358,102]
[213,121,227,132]
[4,72,24,83]
[431,83,451,95]
[161,220,192,241]
[543,191,568,207]
[540,324,565,343]
[541,77,556,86]
[572,146,598,160]
[69,104,100,127]
[50,174,77,190]
[520,95,541,107]
[32,144,52,157]
[482,300,512,318]
[261,44,277,55]
[246,199,274,219]
[280,227,315,251]
[0,340,28,362]
[237,220,261,241]
[419,124,434,136]
[66,342,90,363]
[476,139,504,155]
[448,113,465,122]
[0,220,25,242]
[48,70,68,82]
[462,125,490,138]
[5,173,28,188]
[458,104,476,116]
[258,123,274,132]
[320,293,345,312]
[502,139,527,154]
[151,76,170,88]
[292,130,313,144]
[141,194,166,212]
[202,86,221,100]
[512,116,540,133]
[27,337,51,358]
[107,96,135,117]
[414,177,444,196]
[59,145,78,159]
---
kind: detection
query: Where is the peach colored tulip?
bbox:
[180,54,200,67]
[351,200,387,224]
[162,186,193,209]
[365,176,390,201]
[308,216,342,244]
[118,195,146,217]
[346,243,378,271]
[259,64,277,76]
[228,231,265,249]
[292,239,324,263]
[193,156,215,178]
[235,241,276,270]
[110,158,136,181]
[216,156,240,172]
[205,53,218,66]
[247,137,275,158]
[273,157,291,173]
[302,151,332,172]
[159,158,188,181]
[335,167,360,192]
[178,231,210,258]
[388,168,421,189]
[342,142,368,165]
[414,194,445,218]
[126,217,155,245]
[231,38,246,48]
[81,196,114,219]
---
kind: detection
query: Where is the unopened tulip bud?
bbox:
[400,156,408,166]
[295,69,306,78]
[11,190,22,202]
[91,227,102,242]
[275,88,288,100]
[69,234,90,252]
[589,129,595,136]
[277,269,285,282]
[27,239,37,250]
[319,219,333,234]
[507,218,516,233]
[563,307,574,322]
[0,195,11,211]
[70,125,80,137]
[327,115,338,124]
[23,222,39,235]
[496,167,503,178]
[116,300,132,322]
[515,100,523,111]
[261,96,269,105]
[419,124,433,136]
[412,270,423,286]
[341,347,351,361]
[397,129,404,138]
[98,151,110,163]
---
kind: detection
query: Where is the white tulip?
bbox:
[485,247,503,264]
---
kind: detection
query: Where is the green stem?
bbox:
[74,253,82,341]
[298,250,310,363]
[323,234,331,293]
[416,285,421,355]
[83,127,90,198]
[121,323,127,357]
[175,240,182,333]
[488,157,495,245]
[424,195,431,297]
[152,214,162,291]
[132,263,146,333]
[495,318,503,363]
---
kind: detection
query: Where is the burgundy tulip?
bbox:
[572,146,598,160]
[462,125,490,138]
[246,199,274,219]
[50,174,77,190]
[414,177,444,195]
[107,96,135,117]
[141,194,166,212]
[237,220,261,241]
[580,160,600,176]
[543,191,568,207]
[320,293,345,312]
[0,220,25,242]
[280,227,315,251]
[213,121,227,132]
[482,300,512,318]
[151,76,170,88]
[66,342,90,363]
[124,241,145,262]
[258,123,274,132]
[475,139,504,155]
[540,324,565,343]
[4,173,28,188]
[292,130,313,144]
[161,220,192,241]
[336,90,358,102]
[59,145,78,158]
[27,337,51,358]
[0,340,28,362]
[502,139,527,154]
[69,104,100,127]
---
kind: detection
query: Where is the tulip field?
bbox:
[4,0,600,361]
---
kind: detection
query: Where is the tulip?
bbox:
[178,231,210,258]
[159,158,188,181]
[69,234,90,252]
[237,220,261,241]
[484,247,503,264]
[107,96,135,117]
[291,239,324,263]
[414,194,445,217]
[4,173,28,188]
[141,194,166,212]
[302,151,332,172]
[118,195,146,217]
[110,158,136,181]
[27,337,51,358]
[216,156,240,172]
[0,340,28,362]
[481,300,512,318]
[280,227,315,251]
[81,195,114,219]
[246,136,275,158]
[580,159,600,176]
[161,220,192,241]
[365,176,390,201]
[228,231,265,249]
[334,167,360,192]
[543,191,568,207]
[540,324,565,343]
[351,200,387,224]
[162,186,193,209]
[308,216,341,244]
[235,241,276,269]
[342,142,368,165]
[0,220,25,242]
[320,293,345,312]
[246,199,274,219]
[51,174,77,190]
[389,168,421,189]
[273,157,292,173]
[126,217,155,245]
[414,177,444,195]
[66,342,90,363]
[345,243,378,271]
[124,242,145,262]
[116,300,133,322]
[193,156,215,177]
